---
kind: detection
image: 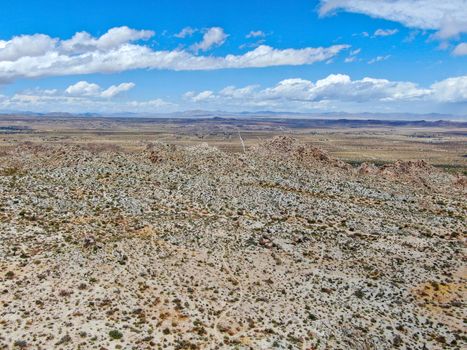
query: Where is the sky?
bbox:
[0,0,466,116]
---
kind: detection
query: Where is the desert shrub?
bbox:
[109,330,123,340]
[13,340,28,348]
[1,167,24,176]
[354,289,364,299]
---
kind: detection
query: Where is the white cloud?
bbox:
[374,29,399,37]
[191,27,228,52]
[319,0,467,39]
[430,76,467,102]
[0,84,175,113]
[1,94,176,113]
[452,42,467,56]
[65,81,101,96]
[266,75,430,102]
[126,98,174,109]
[246,30,266,38]
[0,27,348,83]
[183,74,467,112]
[101,82,135,98]
[403,30,420,43]
[174,27,197,38]
[184,90,215,102]
[220,85,259,98]
[368,55,390,64]
[344,48,361,62]
[2,75,466,114]
[61,26,154,53]
[261,78,315,101]
[185,74,432,105]
[65,81,135,98]
[0,34,57,61]
[224,44,349,67]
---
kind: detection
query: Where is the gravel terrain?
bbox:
[0,136,465,349]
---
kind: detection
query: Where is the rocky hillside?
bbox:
[0,137,465,349]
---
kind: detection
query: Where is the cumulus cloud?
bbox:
[225,44,349,67]
[101,82,135,98]
[191,27,228,52]
[452,42,467,56]
[220,85,259,98]
[262,75,430,102]
[183,74,467,111]
[65,81,101,96]
[0,34,57,61]
[184,74,429,104]
[65,81,135,98]
[61,26,154,53]
[0,94,176,113]
[430,76,467,102]
[0,27,348,83]
[183,90,215,102]
[2,75,466,114]
[374,29,399,37]
[0,83,174,113]
[319,0,467,39]
[246,30,266,38]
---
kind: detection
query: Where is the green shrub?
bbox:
[109,330,123,340]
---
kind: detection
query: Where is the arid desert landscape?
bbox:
[0,115,465,349]
[2,0,467,348]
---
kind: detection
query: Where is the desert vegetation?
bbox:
[0,129,465,349]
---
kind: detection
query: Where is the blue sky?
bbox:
[0,0,466,115]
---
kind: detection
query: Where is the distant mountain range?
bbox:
[0,110,466,122]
